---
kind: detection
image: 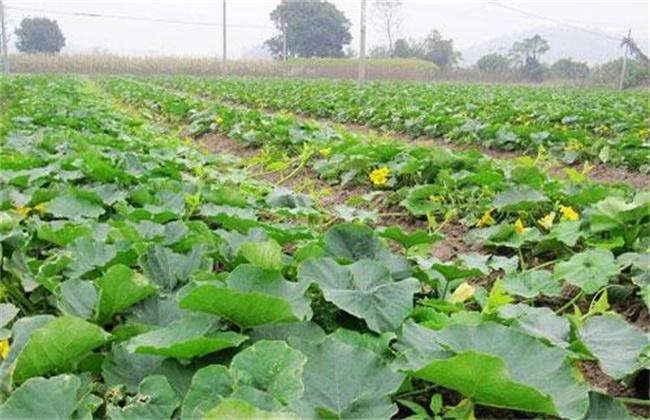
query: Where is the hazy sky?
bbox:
[4,0,649,59]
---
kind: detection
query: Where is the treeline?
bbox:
[370,32,649,88]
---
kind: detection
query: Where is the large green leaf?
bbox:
[396,321,589,419]
[57,279,97,319]
[323,223,384,261]
[102,343,165,393]
[322,222,411,279]
[299,259,420,332]
[577,314,647,379]
[95,264,156,323]
[554,249,621,294]
[289,335,403,419]
[230,340,307,405]
[502,270,562,299]
[204,398,298,419]
[181,365,234,419]
[181,341,306,418]
[138,245,203,291]
[107,375,180,419]
[401,184,444,215]
[492,187,548,211]
[0,303,20,329]
[0,374,86,419]
[180,286,297,329]
[498,304,570,348]
[239,239,283,271]
[378,226,444,249]
[46,194,105,219]
[65,237,117,279]
[588,193,650,234]
[126,315,247,359]
[12,316,111,384]
[584,391,634,419]
[179,265,311,328]
[36,221,93,246]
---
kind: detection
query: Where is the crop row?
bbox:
[149,76,650,172]
[0,75,647,419]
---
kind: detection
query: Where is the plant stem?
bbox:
[393,385,438,400]
[555,290,584,314]
[275,161,305,186]
[378,212,409,217]
[518,248,527,271]
[616,397,650,406]
[521,259,556,273]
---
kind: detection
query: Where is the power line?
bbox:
[484,1,622,42]
[5,5,273,30]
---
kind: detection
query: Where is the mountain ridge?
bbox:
[460,26,649,66]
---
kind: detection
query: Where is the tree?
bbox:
[265,0,352,59]
[419,30,460,68]
[15,17,65,54]
[392,38,414,59]
[476,53,511,72]
[508,34,550,82]
[551,58,590,82]
[592,58,649,88]
[372,0,403,55]
[508,34,549,68]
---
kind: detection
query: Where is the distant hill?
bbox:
[460,26,649,66]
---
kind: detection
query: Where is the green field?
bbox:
[0,75,648,419]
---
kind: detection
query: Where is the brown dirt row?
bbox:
[200,133,477,261]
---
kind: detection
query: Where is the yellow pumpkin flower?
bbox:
[450,282,476,304]
[214,116,224,124]
[34,202,48,214]
[559,205,580,221]
[565,139,584,152]
[0,340,10,359]
[514,218,526,234]
[12,206,31,217]
[369,167,390,186]
[537,212,556,230]
[476,208,495,228]
[319,148,332,157]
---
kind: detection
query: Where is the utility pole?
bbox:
[618,28,631,90]
[282,23,287,61]
[222,0,227,74]
[358,0,367,84]
[0,0,9,74]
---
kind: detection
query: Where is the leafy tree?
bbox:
[508,34,550,82]
[265,0,352,59]
[418,30,461,68]
[372,0,403,55]
[392,38,414,59]
[591,58,649,88]
[508,34,549,68]
[476,53,511,72]
[551,58,590,82]
[15,17,66,54]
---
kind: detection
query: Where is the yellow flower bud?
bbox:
[450,282,476,304]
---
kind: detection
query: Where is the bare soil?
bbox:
[199,132,260,160]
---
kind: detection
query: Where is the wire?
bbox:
[484,1,623,42]
[5,5,274,30]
